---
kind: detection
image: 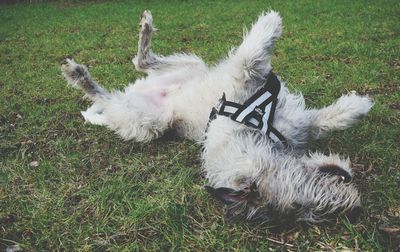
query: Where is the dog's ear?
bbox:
[205,182,259,205]
[319,164,352,183]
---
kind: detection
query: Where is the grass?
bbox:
[0,0,399,250]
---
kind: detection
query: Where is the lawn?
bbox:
[1,0,399,250]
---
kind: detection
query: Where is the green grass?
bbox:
[1,0,399,250]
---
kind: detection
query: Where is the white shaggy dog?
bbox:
[61,10,373,223]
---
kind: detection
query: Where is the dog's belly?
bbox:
[168,74,237,141]
[127,69,203,107]
[124,79,181,107]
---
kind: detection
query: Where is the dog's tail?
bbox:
[61,58,110,101]
[229,11,282,83]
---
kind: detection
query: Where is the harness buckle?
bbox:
[254,107,264,116]
[214,92,226,112]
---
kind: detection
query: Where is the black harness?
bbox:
[208,72,286,144]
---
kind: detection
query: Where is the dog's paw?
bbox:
[61,58,88,88]
[334,93,374,121]
[139,10,156,32]
[348,93,374,116]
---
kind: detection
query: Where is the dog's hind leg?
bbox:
[226,11,282,85]
[61,58,109,101]
[132,10,158,72]
[61,58,173,142]
[132,10,207,75]
[309,93,373,139]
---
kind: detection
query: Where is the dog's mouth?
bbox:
[345,205,362,223]
[204,182,260,205]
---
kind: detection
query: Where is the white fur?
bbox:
[61,10,373,222]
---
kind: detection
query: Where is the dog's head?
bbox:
[205,151,362,224]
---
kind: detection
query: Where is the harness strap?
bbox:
[208,72,286,144]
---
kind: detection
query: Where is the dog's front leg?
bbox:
[309,92,373,139]
[224,11,282,85]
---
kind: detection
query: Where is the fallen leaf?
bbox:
[387,208,400,218]
[29,161,39,167]
[379,225,400,234]
[6,245,22,252]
